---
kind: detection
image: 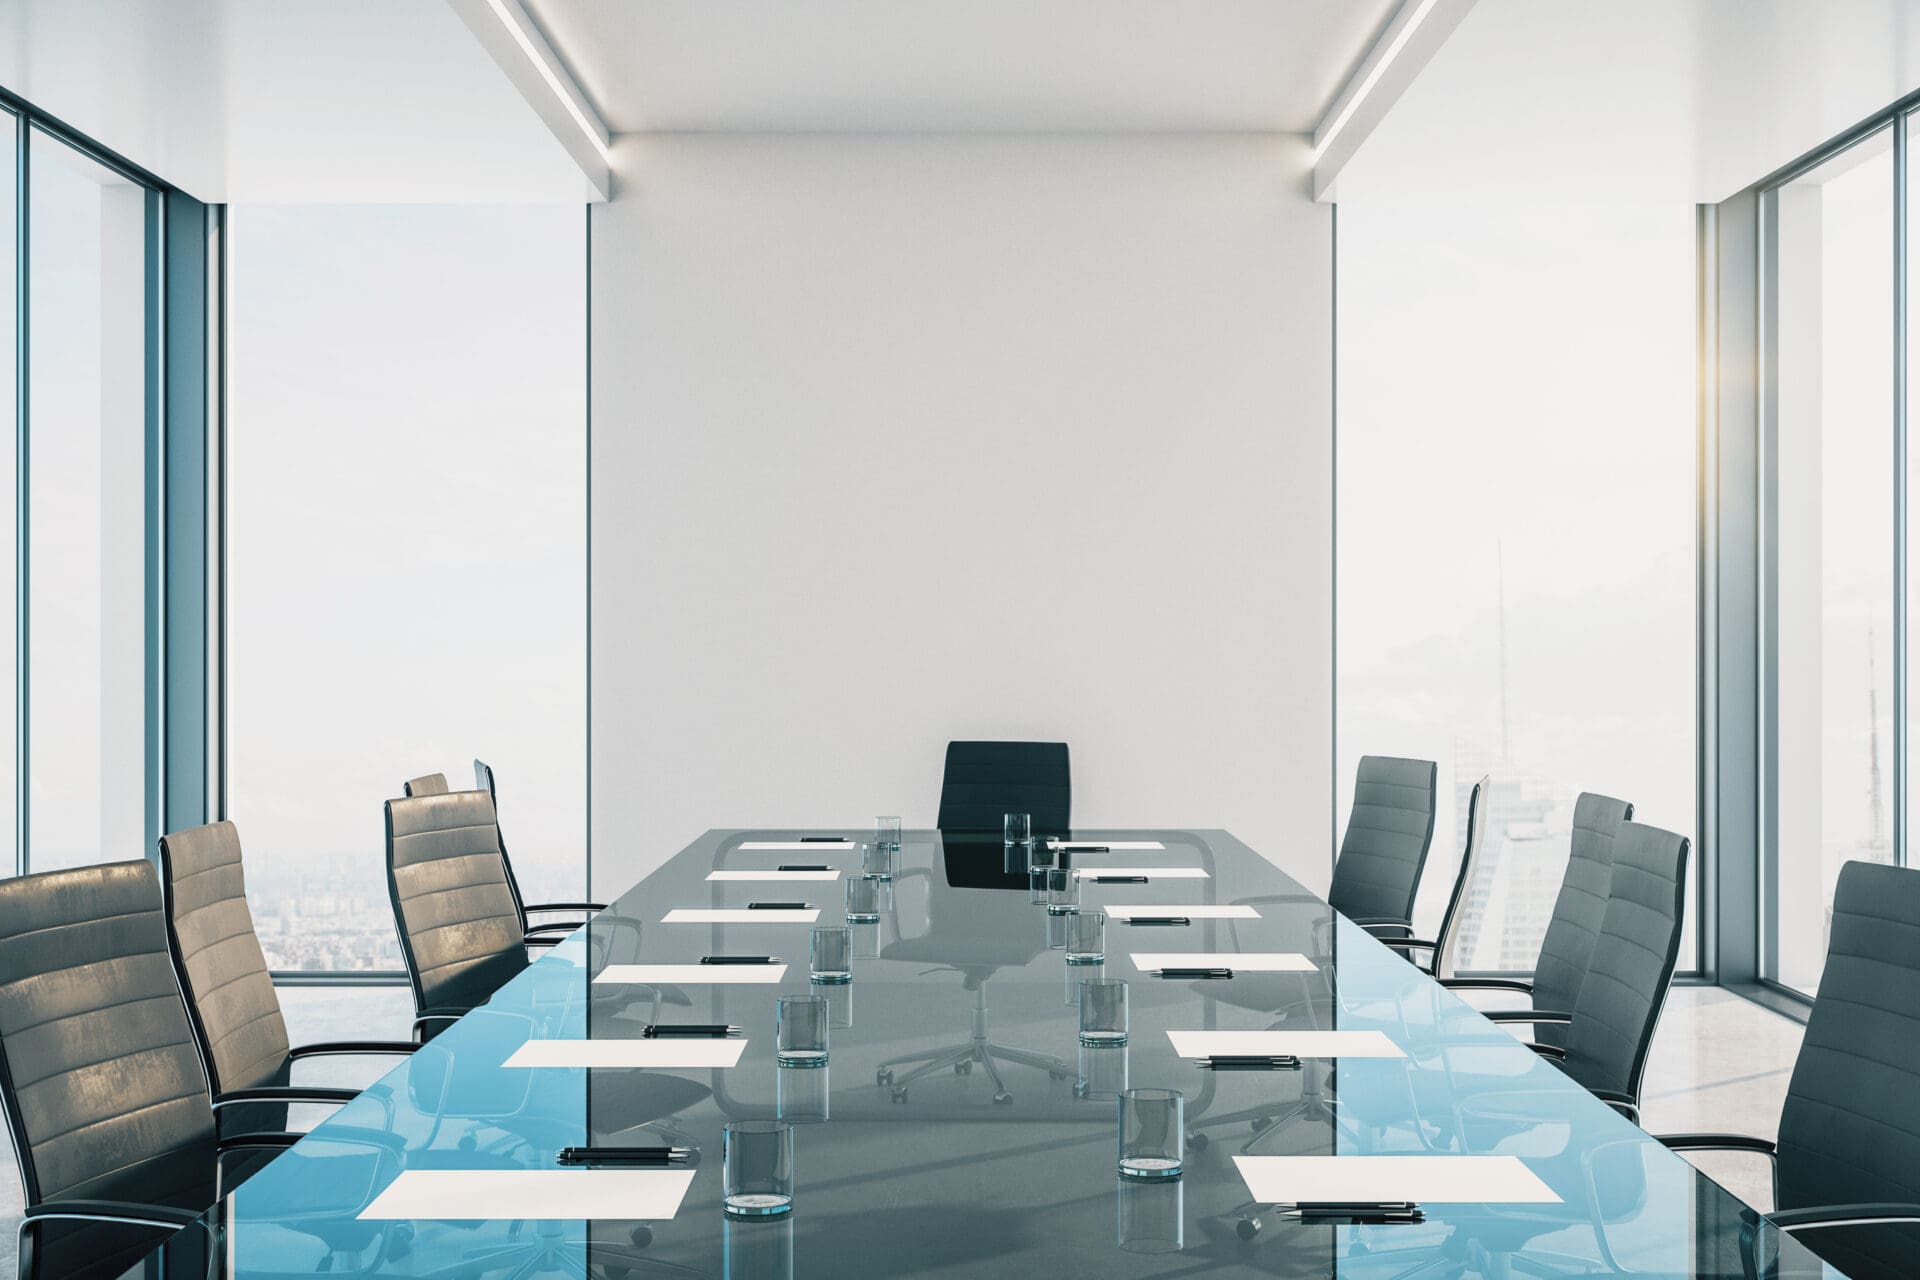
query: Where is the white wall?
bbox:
[590,133,1332,892]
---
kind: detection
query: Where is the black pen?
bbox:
[1286,1202,1424,1223]
[1095,875,1148,884]
[1158,966,1233,979]
[557,1146,690,1166]
[700,955,778,965]
[642,1024,740,1038]
[748,902,809,910]
[1126,916,1191,926]
[799,836,846,843]
[1198,1055,1300,1070]
[1059,845,1111,852]
[778,864,832,871]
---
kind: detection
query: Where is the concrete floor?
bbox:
[0,985,1801,1273]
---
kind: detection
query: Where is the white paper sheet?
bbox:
[737,840,855,851]
[1130,952,1313,973]
[1102,904,1258,920]
[595,964,789,985]
[1166,1030,1405,1059]
[503,1039,748,1069]
[1049,840,1166,850]
[1232,1155,1559,1206]
[660,909,820,924]
[360,1169,698,1221]
[1076,867,1210,880]
[707,870,841,882]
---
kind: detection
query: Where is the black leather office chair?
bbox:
[0,860,399,1279]
[1326,754,1439,939]
[1442,790,1634,1051]
[1377,774,1489,979]
[935,740,1071,835]
[1659,860,1920,1280]
[160,819,420,1135]
[875,839,1070,1104]
[1479,818,1690,1124]
[402,761,605,946]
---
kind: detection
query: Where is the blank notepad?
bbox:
[1232,1155,1558,1206]
[708,870,840,882]
[595,964,789,985]
[737,840,854,851]
[1076,867,1210,880]
[1131,952,1312,973]
[1103,904,1258,920]
[360,1169,697,1221]
[661,909,820,924]
[1167,1030,1405,1059]
[503,1039,748,1069]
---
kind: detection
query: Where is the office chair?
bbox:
[875,839,1070,1104]
[1377,774,1489,979]
[405,761,607,945]
[1325,755,1440,939]
[1441,790,1633,1052]
[0,860,403,1279]
[159,819,420,1135]
[935,740,1071,834]
[1658,860,1920,1280]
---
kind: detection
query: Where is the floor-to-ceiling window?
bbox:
[1338,194,1700,972]
[226,204,586,974]
[1766,128,1897,996]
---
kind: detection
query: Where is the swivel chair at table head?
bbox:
[873,740,1073,1105]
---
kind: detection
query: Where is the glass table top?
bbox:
[145,829,1842,1278]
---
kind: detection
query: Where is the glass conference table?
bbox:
[141,829,1841,1278]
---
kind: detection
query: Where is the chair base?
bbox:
[873,982,1069,1104]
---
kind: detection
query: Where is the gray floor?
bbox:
[0,986,1799,1274]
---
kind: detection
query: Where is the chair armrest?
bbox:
[526,901,606,914]
[413,1006,472,1037]
[213,1085,362,1111]
[1438,976,1535,995]
[216,1130,303,1154]
[1483,1009,1573,1025]
[1656,1133,1778,1161]
[1769,1203,1920,1233]
[23,1199,204,1231]
[1350,918,1415,939]
[1587,1088,1641,1124]
[1376,937,1438,952]
[525,921,588,936]
[1526,1042,1568,1060]
[288,1040,420,1061]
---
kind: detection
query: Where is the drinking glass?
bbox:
[875,815,901,853]
[1079,976,1128,1046]
[1077,1041,1130,1100]
[723,1214,794,1280]
[861,841,895,882]
[1117,1174,1184,1253]
[1029,863,1052,906]
[809,926,852,984]
[1065,910,1105,964]
[723,1120,795,1216]
[1118,1088,1184,1179]
[1046,866,1081,915]
[776,994,828,1067]
[845,875,881,923]
[776,1064,829,1124]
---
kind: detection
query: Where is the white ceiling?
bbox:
[0,0,594,202]
[520,0,1400,133]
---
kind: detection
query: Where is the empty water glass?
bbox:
[724,1120,795,1217]
[1079,976,1128,1045]
[862,841,895,882]
[1046,866,1081,915]
[1118,1088,1183,1179]
[1117,1173,1184,1253]
[1065,909,1105,964]
[809,925,852,984]
[875,815,901,852]
[776,995,829,1067]
[1004,811,1032,850]
[845,875,881,923]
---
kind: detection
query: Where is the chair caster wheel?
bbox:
[877,1068,894,1085]
[1250,1116,1273,1132]
[955,1061,971,1075]
[629,1224,653,1248]
[891,1087,908,1102]
[1237,1215,1262,1240]
[1188,1131,1209,1152]
[993,1090,1013,1104]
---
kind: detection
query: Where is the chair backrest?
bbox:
[1326,755,1437,927]
[1430,775,1489,980]
[0,860,217,1206]
[385,790,528,1017]
[1531,791,1633,1050]
[403,773,450,798]
[936,741,1071,834]
[1560,819,1689,1105]
[158,820,291,1095]
[472,758,533,928]
[1776,860,1920,1271]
